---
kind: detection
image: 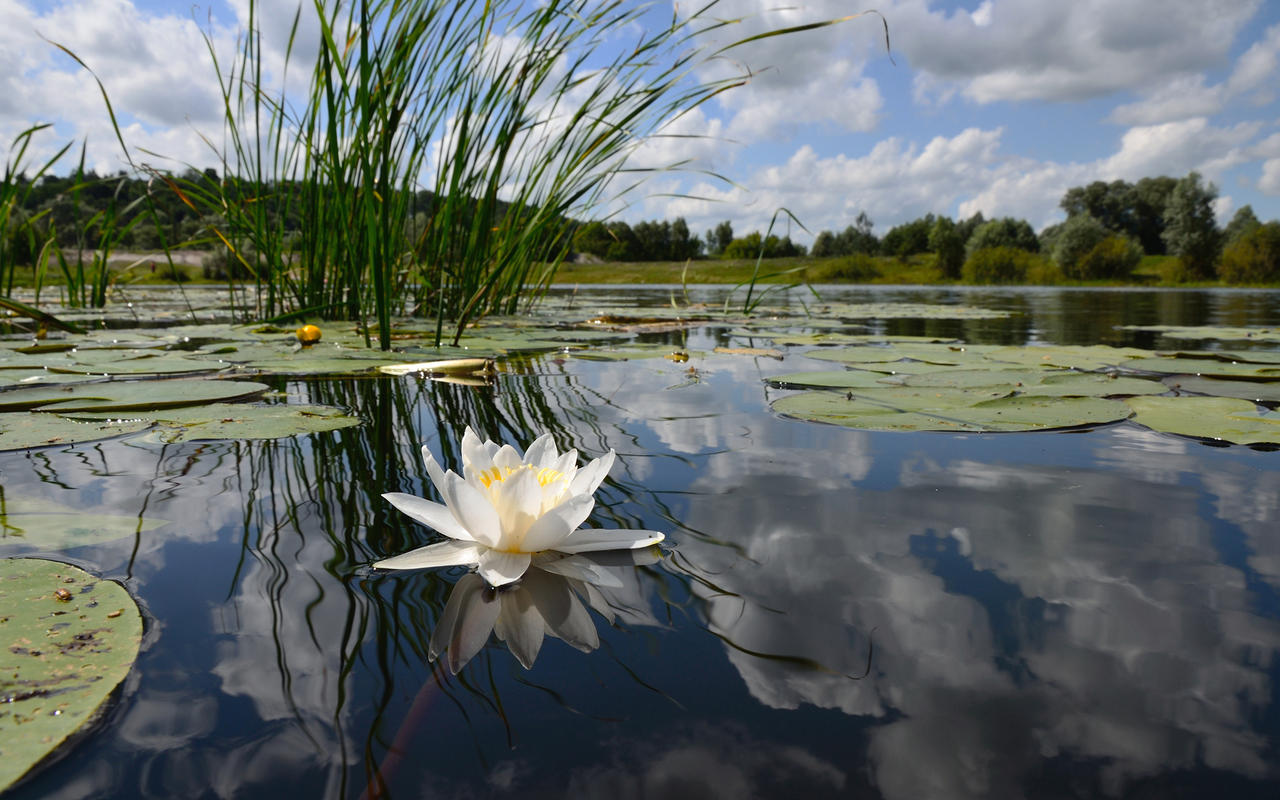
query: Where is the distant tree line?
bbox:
[571,217,807,262]
[566,172,1278,284]
[6,167,1278,285]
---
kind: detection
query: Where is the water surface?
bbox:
[5,286,1280,799]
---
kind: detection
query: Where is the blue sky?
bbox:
[3,0,1279,244]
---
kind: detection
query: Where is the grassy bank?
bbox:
[552,253,1212,287]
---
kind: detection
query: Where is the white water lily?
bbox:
[376,427,664,586]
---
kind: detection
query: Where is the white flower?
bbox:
[375,427,664,586]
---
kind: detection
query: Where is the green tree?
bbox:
[1223,205,1261,247]
[928,216,964,279]
[670,217,702,259]
[811,230,838,257]
[572,221,612,258]
[966,217,1039,257]
[706,220,733,256]
[605,220,640,261]
[1060,180,1133,234]
[955,211,985,245]
[1051,213,1109,278]
[1161,171,1221,280]
[722,232,805,259]
[881,214,934,258]
[1131,176,1177,254]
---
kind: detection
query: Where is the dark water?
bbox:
[5,286,1280,799]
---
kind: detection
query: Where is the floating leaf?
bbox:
[985,345,1147,371]
[806,343,995,367]
[47,350,218,376]
[0,379,270,413]
[1125,395,1280,444]
[0,558,142,791]
[1165,375,1280,403]
[774,387,1130,432]
[69,404,361,443]
[1121,356,1280,380]
[1120,325,1280,342]
[0,413,151,451]
[766,370,896,390]
[0,497,167,549]
[902,368,1165,397]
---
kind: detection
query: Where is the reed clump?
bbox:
[172,0,876,347]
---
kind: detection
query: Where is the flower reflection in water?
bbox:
[377,427,664,586]
[430,550,662,673]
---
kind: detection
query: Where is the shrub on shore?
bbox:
[962,246,1036,284]
[1219,221,1280,284]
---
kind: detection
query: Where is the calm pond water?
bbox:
[5,285,1280,799]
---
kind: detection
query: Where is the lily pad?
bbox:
[1121,356,1280,380]
[766,370,895,390]
[0,558,143,792]
[1125,395,1280,444]
[984,345,1147,371]
[69,404,361,443]
[774,388,1130,432]
[0,379,271,413]
[806,343,995,367]
[902,369,1165,397]
[1120,325,1280,342]
[47,350,217,376]
[0,497,168,549]
[0,414,152,451]
[1164,375,1280,403]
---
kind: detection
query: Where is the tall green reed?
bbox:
[176,0,875,349]
[0,126,70,300]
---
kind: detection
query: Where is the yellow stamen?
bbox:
[476,464,565,489]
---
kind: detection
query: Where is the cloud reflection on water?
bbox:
[671,424,1280,798]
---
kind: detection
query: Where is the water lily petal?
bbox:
[441,472,503,548]
[569,449,615,496]
[373,538,482,570]
[490,465,543,540]
[421,445,448,492]
[555,528,664,554]
[494,590,546,668]
[382,492,478,542]
[461,427,493,479]
[520,493,594,552]
[429,574,499,674]
[476,549,532,586]
[522,432,558,468]
[493,443,522,471]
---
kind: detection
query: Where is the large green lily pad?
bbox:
[0,414,152,451]
[0,558,143,792]
[0,379,271,413]
[773,387,1130,432]
[1165,375,1280,403]
[70,403,362,443]
[0,498,168,549]
[1125,395,1280,444]
[45,349,218,376]
[901,369,1165,397]
[984,345,1147,371]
